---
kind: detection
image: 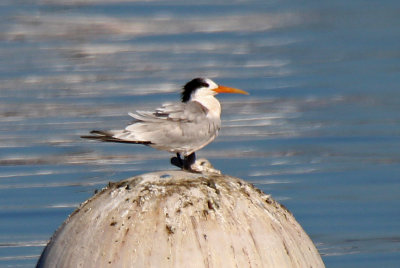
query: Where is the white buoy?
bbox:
[37,170,325,268]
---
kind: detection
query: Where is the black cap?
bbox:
[181,78,210,102]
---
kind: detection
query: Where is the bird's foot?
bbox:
[171,153,184,168]
[170,156,184,169]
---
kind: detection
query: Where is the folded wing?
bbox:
[83,101,220,156]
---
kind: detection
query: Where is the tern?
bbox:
[81,78,248,171]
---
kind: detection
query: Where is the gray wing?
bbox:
[114,101,220,155]
[129,102,205,123]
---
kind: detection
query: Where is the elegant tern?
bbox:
[81,78,248,171]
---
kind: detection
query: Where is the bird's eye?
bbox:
[202,82,209,88]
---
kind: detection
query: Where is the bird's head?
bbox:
[181,78,248,103]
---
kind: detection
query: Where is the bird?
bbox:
[81,78,249,171]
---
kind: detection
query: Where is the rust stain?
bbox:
[166,225,174,235]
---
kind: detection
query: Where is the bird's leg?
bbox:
[170,153,183,168]
[176,153,183,167]
[183,152,197,172]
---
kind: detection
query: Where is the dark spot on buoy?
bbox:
[207,200,213,210]
[203,210,209,217]
[110,221,117,226]
[254,187,263,195]
[69,207,81,218]
[283,241,290,255]
[206,179,220,194]
[240,186,251,197]
[279,203,292,215]
[133,197,144,207]
[115,181,130,189]
[166,225,174,235]
[183,201,193,208]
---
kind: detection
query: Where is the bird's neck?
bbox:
[192,95,221,118]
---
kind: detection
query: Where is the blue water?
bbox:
[1,0,400,267]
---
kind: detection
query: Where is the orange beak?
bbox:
[213,85,249,95]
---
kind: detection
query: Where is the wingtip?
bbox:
[81,130,108,140]
[90,130,105,135]
[81,135,101,140]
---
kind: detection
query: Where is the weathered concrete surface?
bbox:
[37,171,325,268]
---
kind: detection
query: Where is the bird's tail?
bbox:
[81,130,151,144]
